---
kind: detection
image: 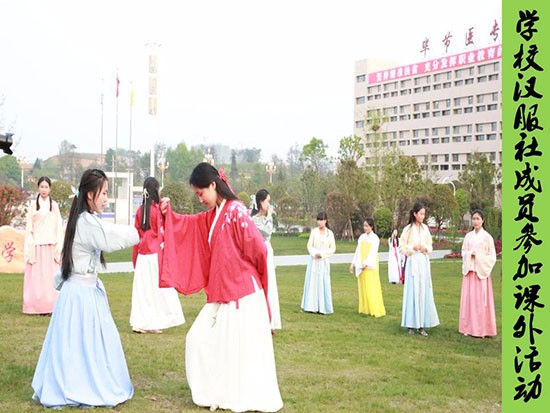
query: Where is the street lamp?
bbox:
[266,161,276,184]
[440,176,456,196]
[158,157,169,188]
[17,154,28,188]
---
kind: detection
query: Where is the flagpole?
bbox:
[114,71,119,224]
[128,83,134,226]
[100,78,104,167]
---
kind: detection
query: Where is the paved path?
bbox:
[102,250,452,274]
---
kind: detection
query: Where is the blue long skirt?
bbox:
[401,252,440,329]
[32,276,133,408]
[301,257,333,314]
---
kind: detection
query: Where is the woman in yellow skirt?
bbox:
[349,218,386,317]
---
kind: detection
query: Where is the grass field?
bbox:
[0,259,500,412]
[104,235,389,263]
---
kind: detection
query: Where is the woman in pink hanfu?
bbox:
[160,162,283,413]
[459,209,497,338]
[23,176,63,314]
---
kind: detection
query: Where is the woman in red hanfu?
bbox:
[160,162,283,413]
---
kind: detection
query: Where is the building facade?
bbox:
[353,45,502,182]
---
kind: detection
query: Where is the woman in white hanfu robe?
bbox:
[32,169,139,409]
[251,189,282,330]
[399,203,439,336]
[387,228,404,284]
[459,209,497,338]
[301,212,336,315]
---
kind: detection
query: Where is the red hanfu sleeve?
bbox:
[230,202,270,316]
[132,207,142,268]
[160,204,211,295]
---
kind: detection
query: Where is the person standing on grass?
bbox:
[387,228,404,284]
[349,218,385,317]
[130,177,185,334]
[459,209,497,338]
[159,162,283,413]
[301,211,336,315]
[251,188,282,331]
[23,176,63,315]
[31,169,139,409]
[399,202,439,336]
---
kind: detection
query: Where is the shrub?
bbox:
[494,239,502,256]
[0,184,27,226]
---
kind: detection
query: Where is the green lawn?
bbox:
[0,259,501,412]
[105,235,375,263]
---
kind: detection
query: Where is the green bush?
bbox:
[373,206,392,238]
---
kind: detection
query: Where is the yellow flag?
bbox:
[130,86,135,107]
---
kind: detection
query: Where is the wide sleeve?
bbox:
[351,236,362,269]
[306,229,316,257]
[364,234,379,268]
[473,231,497,279]
[233,203,269,294]
[132,207,142,268]
[461,232,473,276]
[53,201,63,263]
[320,230,336,259]
[160,204,210,295]
[84,215,139,253]
[253,215,274,239]
[23,205,35,264]
[422,223,433,254]
[399,225,414,256]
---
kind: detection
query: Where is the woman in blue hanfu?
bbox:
[31,169,139,409]
[399,202,439,337]
[301,211,336,314]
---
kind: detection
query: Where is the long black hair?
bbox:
[364,217,376,233]
[189,162,238,201]
[36,176,53,212]
[140,176,160,231]
[407,202,426,226]
[470,209,486,229]
[316,211,330,229]
[251,188,270,216]
[61,169,108,280]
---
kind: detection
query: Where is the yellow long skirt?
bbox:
[357,243,386,317]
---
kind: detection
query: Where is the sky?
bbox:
[1,0,501,165]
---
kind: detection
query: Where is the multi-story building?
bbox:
[353,45,502,182]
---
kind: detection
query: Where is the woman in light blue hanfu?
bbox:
[301,212,336,314]
[31,169,139,409]
[399,202,439,336]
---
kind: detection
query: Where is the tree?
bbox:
[335,160,374,236]
[58,140,78,182]
[380,156,424,228]
[428,184,458,240]
[459,152,498,211]
[373,207,393,239]
[160,181,194,214]
[300,166,325,223]
[300,137,329,175]
[485,206,502,241]
[237,191,250,206]
[337,135,364,163]
[360,107,390,204]
[277,195,304,229]
[165,143,203,184]
[0,184,27,226]
[0,155,20,186]
[454,188,471,230]
[286,144,303,178]
[50,180,73,220]
[230,150,238,180]
[324,190,355,239]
